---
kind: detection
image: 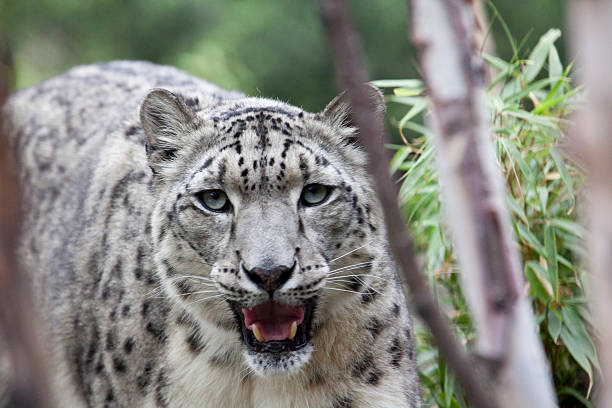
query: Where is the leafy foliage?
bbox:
[375,28,594,407]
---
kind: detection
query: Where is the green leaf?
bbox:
[560,306,598,386]
[549,218,586,239]
[504,108,559,128]
[371,79,423,89]
[517,223,546,256]
[548,309,562,342]
[506,194,528,225]
[525,261,553,302]
[558,387,593,408]
[500,138,535,183]
[390,147,411,174]
[549,146,575,199]
[533,86,581,115]
[482,53,511,72]
[538,186,549,213]
[523,28,562,83]
[502,77,558,104]
[443,362,454,408]
[544,224,559,301]
[548,45,563,82]
[398,98,428,129]
[560,325,593,382]
[387,95,426,107]
[393,88,422,97]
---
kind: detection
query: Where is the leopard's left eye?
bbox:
[300,184,332,207]
[195,189,231,212]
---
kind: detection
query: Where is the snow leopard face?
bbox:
[141,87,388,375]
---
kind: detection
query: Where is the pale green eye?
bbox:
[196,189,230,212]
[301,184,332,206]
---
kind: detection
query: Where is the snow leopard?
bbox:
[2,61,420,407]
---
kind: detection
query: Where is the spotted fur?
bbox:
[2,61,420,407]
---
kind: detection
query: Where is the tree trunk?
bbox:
[0,37,53,408]
[410,0,557,406]
[568,1,612,406]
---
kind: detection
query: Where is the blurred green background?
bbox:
[1,0,565,112]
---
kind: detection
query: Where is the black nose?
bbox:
[243,263,294,292]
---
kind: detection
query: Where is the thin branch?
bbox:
[319,1,492,407]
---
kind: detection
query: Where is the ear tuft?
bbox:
[321,83,386,145]
[140,88,199,172]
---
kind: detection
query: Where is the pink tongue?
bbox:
[242,301,304,341]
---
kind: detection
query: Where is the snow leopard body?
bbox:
[2,61,420,407]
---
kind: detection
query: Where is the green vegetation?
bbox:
[2,0,563,116]
[377,28,593,407]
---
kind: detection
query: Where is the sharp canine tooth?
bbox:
[252,324,265,342]
[288,321,297,340]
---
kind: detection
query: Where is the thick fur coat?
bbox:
[2,61,420,407]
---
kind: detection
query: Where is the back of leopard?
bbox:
[2,61,420,407]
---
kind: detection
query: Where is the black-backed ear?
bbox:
[321,83,386,145]
[140,88,200,172]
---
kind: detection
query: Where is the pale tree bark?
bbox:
[0,38,53,407]
[319,0,493,407]
[568,1,612,406]
[410,0,557,407]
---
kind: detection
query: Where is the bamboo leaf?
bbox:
[560,325,593,386]
[549,218,586,239]
[544,225,559,301]
[549,146,575,198]
[548,45,563,83]
[548,309,562,342]
[524,28,562,83]
[558,387,593,408]
[525,261,553,302]
[482,52,511,71]
[517,223,546,256]
[371,79,423,88]
[390,147,411,174]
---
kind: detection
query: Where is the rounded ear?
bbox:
[321,83,386,144]
[140,88,200,171]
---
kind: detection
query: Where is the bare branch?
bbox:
[410,0,556,406]
[318,1,493,407]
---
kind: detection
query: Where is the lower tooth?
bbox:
[252,324,265,342]
[288,321,297,340]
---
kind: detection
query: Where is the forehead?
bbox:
[186,107,344,194]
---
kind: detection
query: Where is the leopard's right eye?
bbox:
[195,189,231,213]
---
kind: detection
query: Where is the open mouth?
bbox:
[231,300,315,353]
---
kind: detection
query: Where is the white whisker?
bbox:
[328,273,386,281]
[182,258,216,267]
[185,294,227,306]
[327,277,383,294]
[329,241,373,263]
[328,261,375,275]
[167,274,215,282]
[322,286,363,295]
[176,290,221,297]
[240,366,254,383]
[145,285,167,299]
[327,281,390,299]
